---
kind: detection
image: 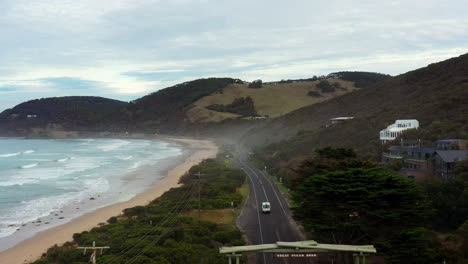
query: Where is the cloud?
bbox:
[0,0,467,111]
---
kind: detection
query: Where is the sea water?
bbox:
[0,138,182,240]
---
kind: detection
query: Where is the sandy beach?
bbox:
[0,137,218,264]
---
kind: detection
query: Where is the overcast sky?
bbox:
[0,0,467,111]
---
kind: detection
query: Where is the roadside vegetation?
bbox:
[33,158,246,264]
[254,146,468,264]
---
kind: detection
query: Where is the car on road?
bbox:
[261,202,271,214]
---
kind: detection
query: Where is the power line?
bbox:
[99,184,197,264]
[124,190,197,264]
[194,172,205,218]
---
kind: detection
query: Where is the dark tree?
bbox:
[316,80,335,93]
[307,91,322,97]
[292,163,433,263]
[248,79,262,88]
[206,96,257,116]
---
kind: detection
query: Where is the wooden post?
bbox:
[77,241,110,264]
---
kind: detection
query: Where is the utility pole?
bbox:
[194,172,205,218]
[77,241,110,264]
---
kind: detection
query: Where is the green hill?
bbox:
[0,96,128,136]
[249,53,468,170]
[0,72,388,136]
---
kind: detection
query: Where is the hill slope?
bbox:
[187,79,356,123]
[248,53,468,163]
[0,72,388,136]
[0,96,128,136]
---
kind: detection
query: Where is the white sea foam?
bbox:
[130,161,142,170]
[98,140,131,152]
[0,179,38,187]
[0,193,80,238]
[0,138,183,241]
[0,152,21,158]
[20,163,38,169]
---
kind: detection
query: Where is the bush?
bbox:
[248,79,262,88]
[316,80,335,93]
[307,91,322,97]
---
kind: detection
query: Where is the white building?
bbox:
[380,120,419,144]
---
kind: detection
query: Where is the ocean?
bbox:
[0,138,182,242]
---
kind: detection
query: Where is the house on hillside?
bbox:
[400,147,438,181]
[381,139,420,164]
[435,139,467,150]
[435,150,468,179]
[379,119,419,144]
[27,114,37,118]
[382,138,468,181]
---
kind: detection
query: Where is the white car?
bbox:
[261,202,271,214]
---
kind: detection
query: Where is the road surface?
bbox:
[235,155,319,264]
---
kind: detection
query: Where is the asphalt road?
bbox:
[235,155,318,264]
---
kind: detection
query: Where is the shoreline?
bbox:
[0,137,218,264]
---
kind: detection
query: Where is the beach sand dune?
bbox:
[0,137,218,264]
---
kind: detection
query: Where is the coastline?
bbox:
[0,137,218,264]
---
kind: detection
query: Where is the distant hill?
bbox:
[109,77,241,132]
[0,96,127,136]
[248,53,468,166]
[0,72,388,136]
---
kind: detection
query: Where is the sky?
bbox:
[0,0,467,111]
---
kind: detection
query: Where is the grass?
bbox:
[223,158,233,167]
[184,183,249,229]
[184,208,237,229]
[186,79,357,123]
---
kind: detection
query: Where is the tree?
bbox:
[292,164,433,263]
[422,177,468,230]
[293,166,431,244]
[379,227,436,264]
[307,91,322,97]
[248,79,262,88]
[316,80,335,93]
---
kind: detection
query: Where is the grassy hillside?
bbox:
[187,79,356,123]
[250,53,468,169]
[101,78,240,133]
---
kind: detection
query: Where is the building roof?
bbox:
[435,139,467,143]
[408,147,438,153]
[330,117,354,121]
[436,150,468,163]
[400,169,427,173]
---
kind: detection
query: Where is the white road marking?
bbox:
[242,161,287,217]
